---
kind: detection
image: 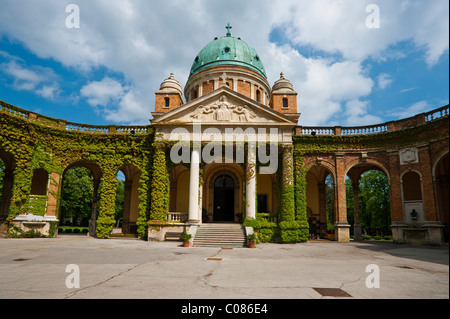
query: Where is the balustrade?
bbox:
[166,212,189,223]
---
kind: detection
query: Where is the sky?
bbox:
[0,0,448,127]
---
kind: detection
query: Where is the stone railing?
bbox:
[424,105,449,122]
[341,123,388,135]
[2,99,448,137]
[65,122,149,134]
[166,212,188,223]
[297,104,448,136]
[1,100,149,134]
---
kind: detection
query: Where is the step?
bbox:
[192,223,247,248]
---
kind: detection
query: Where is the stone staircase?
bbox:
[192,223,247,248]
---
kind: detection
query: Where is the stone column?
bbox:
[246,144,257,219]
[352,181,362,241]
[334,152,350,242]
[188,147,200,223]
[89,179,100,237]
[387,149,406,243]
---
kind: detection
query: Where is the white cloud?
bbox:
[0,0,447,124]
[269,0,449,66]
[80,77,149,124]
[0,60,60,99]
[343,99,382,126]
[391,100,431,119]
[377,73,392,89]
[80,77,127,107]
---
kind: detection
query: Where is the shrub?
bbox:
[383,235,393,240]
[73,228,81,233]
[373,235,382,240]
[65,228,73,233]
[362,234,372,240]
[23,229,44,238]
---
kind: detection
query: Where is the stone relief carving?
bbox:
[399,147,419,165]
[190,95,258,122]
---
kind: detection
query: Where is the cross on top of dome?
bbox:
[225,23,232,36]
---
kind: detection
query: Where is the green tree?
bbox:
[325,175,335,232]
[358,170,391,236]
[115,178,124,227]
[60,167,93,226]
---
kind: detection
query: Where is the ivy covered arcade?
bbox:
[0,28,448,246]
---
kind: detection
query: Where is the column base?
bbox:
[334,222,351,243]
[353,223,363,241]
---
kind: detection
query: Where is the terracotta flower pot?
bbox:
[183,241,189,247]
[248,243,255,248]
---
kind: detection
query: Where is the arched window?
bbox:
[282,98,288,109]
[164,97,170,108]
[30,168,48,196]
[256,89,261,102]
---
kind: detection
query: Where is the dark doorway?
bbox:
[213,175,235,222]
[257,194,268,213]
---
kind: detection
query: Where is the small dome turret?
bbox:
[272,72,294,92]
[158,73,182,95]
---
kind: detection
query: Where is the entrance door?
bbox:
[213,175,235,222]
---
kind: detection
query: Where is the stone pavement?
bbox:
[0,235,448,302]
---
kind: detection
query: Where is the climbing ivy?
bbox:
[1,101,154,239]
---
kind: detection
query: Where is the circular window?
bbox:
[195,56,199,62]
[224,46,231,53]
[255,55,260,61]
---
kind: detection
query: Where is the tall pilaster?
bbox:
[334,152,350,242]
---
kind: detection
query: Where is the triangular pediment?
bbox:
[151,86,296,126]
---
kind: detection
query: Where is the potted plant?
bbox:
[247,233,257,248]
[181,231,192,247]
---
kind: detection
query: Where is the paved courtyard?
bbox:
[0,235,448,301]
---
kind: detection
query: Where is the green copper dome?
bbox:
[189,26,267,78]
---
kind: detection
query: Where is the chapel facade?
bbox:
[0,25,448,246]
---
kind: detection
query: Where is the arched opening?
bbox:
[401,171,424,225]
[213,174,235,222]
[60,167,94,230]
[30,168,48,196]
[346,161,391,240]
[347,170,391,239]
[117,165,141,234]
[256,89,261,103]
[59,162,101,235]
[203,162,244,223]
[305,165,335,238]
[0,150,15,220]
[434,153,449,241]
[114,171,125,230]
[169,165,189,223]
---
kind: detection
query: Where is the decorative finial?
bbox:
[280,72,285,79]
[226,23,232,36]
[169,73,174,79]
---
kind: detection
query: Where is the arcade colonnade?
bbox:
[0,101,449,244]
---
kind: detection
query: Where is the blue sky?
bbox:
[0,0,448,126]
